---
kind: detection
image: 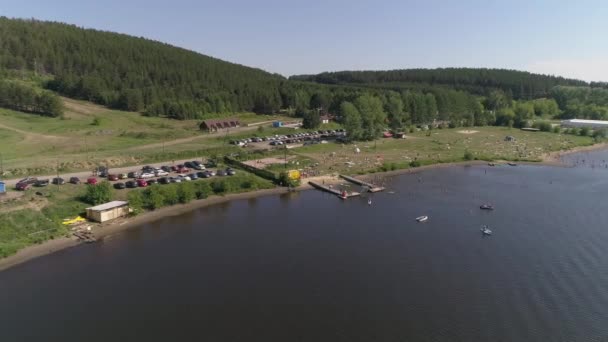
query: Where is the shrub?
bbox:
[579,127,590,137]
[144,185,165,210]
[211,180,227,194]
[552,126,561,134]
[127,190,144,214]
[409,160,421,167]
[91,117,103,126]
[177,182,195,204]
[82,181,113,205]
[160,185,179,205]
[193,181,212,199]
[463,150,474,161]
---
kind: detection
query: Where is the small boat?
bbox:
[488,162,495,166]
[416,215,428,222]
[481,225,492,235]
[507,162,517,166]
[368,199,372,205]
[480,204,494,210]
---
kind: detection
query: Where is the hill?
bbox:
[290,68,588,99]
[0,17,285,118]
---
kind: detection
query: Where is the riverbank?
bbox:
[0,146,603,272]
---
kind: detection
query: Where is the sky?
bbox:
[2,0,608,81]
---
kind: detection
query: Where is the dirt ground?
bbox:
[242,157,294,169]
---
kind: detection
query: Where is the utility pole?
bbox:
[0,152,3,176]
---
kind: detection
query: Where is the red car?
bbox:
[170,165,179,172]
[177,167,190,174]
[15,177,37,191]
[108,174,119,181]
[137,179,148,187]
[87,177,98,185]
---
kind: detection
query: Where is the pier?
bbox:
[339,175,386,192]
[308,181,361,199]
[73,229,97,243]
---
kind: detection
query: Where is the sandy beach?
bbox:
[1,146,606,273]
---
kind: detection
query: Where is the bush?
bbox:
[533,121,552,132]
[82,181,113,205]
[409,160,421,167]
[193,181,212,199]
[144,185,165,210]
[463,150,474,161]
[211,180,227,194]
[177,182,195,204]
[91,117,103,126]
[579,127,590,136]
[127,190,144,214]
[159,185,179,205]
[552,126,561,134]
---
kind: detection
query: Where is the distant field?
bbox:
[0,98,297,177]
[294,127,595,174]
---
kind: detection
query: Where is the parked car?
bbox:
[216,169,227,176]
[226,168,236,176]
[197,171,208,178]
[69,177,81,184]
[139,172,155,179]
[188,173,199,180]
[155,170,169,177]
[158,177,170,184]
[177,175,191,181]
[96,166,109,177]
[177,167,190,174]
[137,179,148,187]
[146,179,157,185]
[108,174,119,181]
[170,165,179,172]
[169,177,181,183]
[52,177,65,185]
[206,170,216,176]
[191,161,204,170]
[204,160,217,168]
[119,173,128,179]
[125,180,138,188]
[87,177,98,185]
[16,177,37,191]
[161,166,172,172]
[142,165,155,172]
[114,182,126,190]
[35,179,50,187]
[128,171,140,178]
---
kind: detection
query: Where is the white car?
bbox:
[155,170,169,177]
[140,172,155,179]
[178,175,191,181]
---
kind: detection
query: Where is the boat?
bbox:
[480,204,494,210]
[368,199,372,205]
[480,225,492,235]
[488,162,495,166]
[416,215,428,222]
[507,162,517,166]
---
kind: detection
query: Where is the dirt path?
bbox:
[0,122,67,143]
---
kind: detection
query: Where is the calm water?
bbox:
[1,156,608,341]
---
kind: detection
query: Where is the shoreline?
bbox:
[2,144,607,272]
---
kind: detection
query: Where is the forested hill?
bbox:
[290,68,588,99]
[0,17,284,118]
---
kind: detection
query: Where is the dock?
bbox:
[73,229,97,243]
[308,181,361,199]
[339,175,386,192]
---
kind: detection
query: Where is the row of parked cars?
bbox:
[230,129,347,147]
[14,161,237,191]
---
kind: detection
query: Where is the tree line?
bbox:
[0,78,63,117]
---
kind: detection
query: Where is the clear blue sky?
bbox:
[3,0,608,81]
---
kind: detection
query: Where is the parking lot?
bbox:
[229,129,347,150]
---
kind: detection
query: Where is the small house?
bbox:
[86,201,130,223]
[0,179,5,194]
[320,114,335,124]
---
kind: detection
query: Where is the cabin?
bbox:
[200,118,240,132]
[561,119,608,129]
[320,114,336,124]
[86,201,130,223]
[0,179,5,194]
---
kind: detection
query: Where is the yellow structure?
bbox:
[287,169,301,180]
[62,216,86,225]
[86,201,129,223]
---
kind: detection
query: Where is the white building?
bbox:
[561,119,608,129]
[86,201,130,223]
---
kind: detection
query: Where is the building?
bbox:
[0,179,5,194]
[86,201,129,223]
[199,118,240,132]
[273,121,283,128]
[561,119,608,129]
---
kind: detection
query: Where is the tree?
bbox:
[302,110,321,129]
[386,92,405,130]
[83,181,113,205]
[145,186,165,210]
[127,190,144,214]
[354,94,386,140]
[177,182,195,203]
[341,101,363,141]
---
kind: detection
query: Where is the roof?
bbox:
[86,201,128,211]
[562,119,608,125]
[200,118,240,126]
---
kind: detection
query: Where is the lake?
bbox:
[1,155,608,341]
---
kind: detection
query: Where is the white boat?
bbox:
[481,225,492,235]
[416,215,428,222]
[368,199,372,205]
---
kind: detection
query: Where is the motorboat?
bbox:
[481,225,492,235]
[368,199,372,205]
[416,216,428,222]
[507,162,517,166]
[488,162,495,166]
[480,204,494,210]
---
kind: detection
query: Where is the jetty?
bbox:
[339,175,386,192]
[73,229,97,243]
[308,181,361,199]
